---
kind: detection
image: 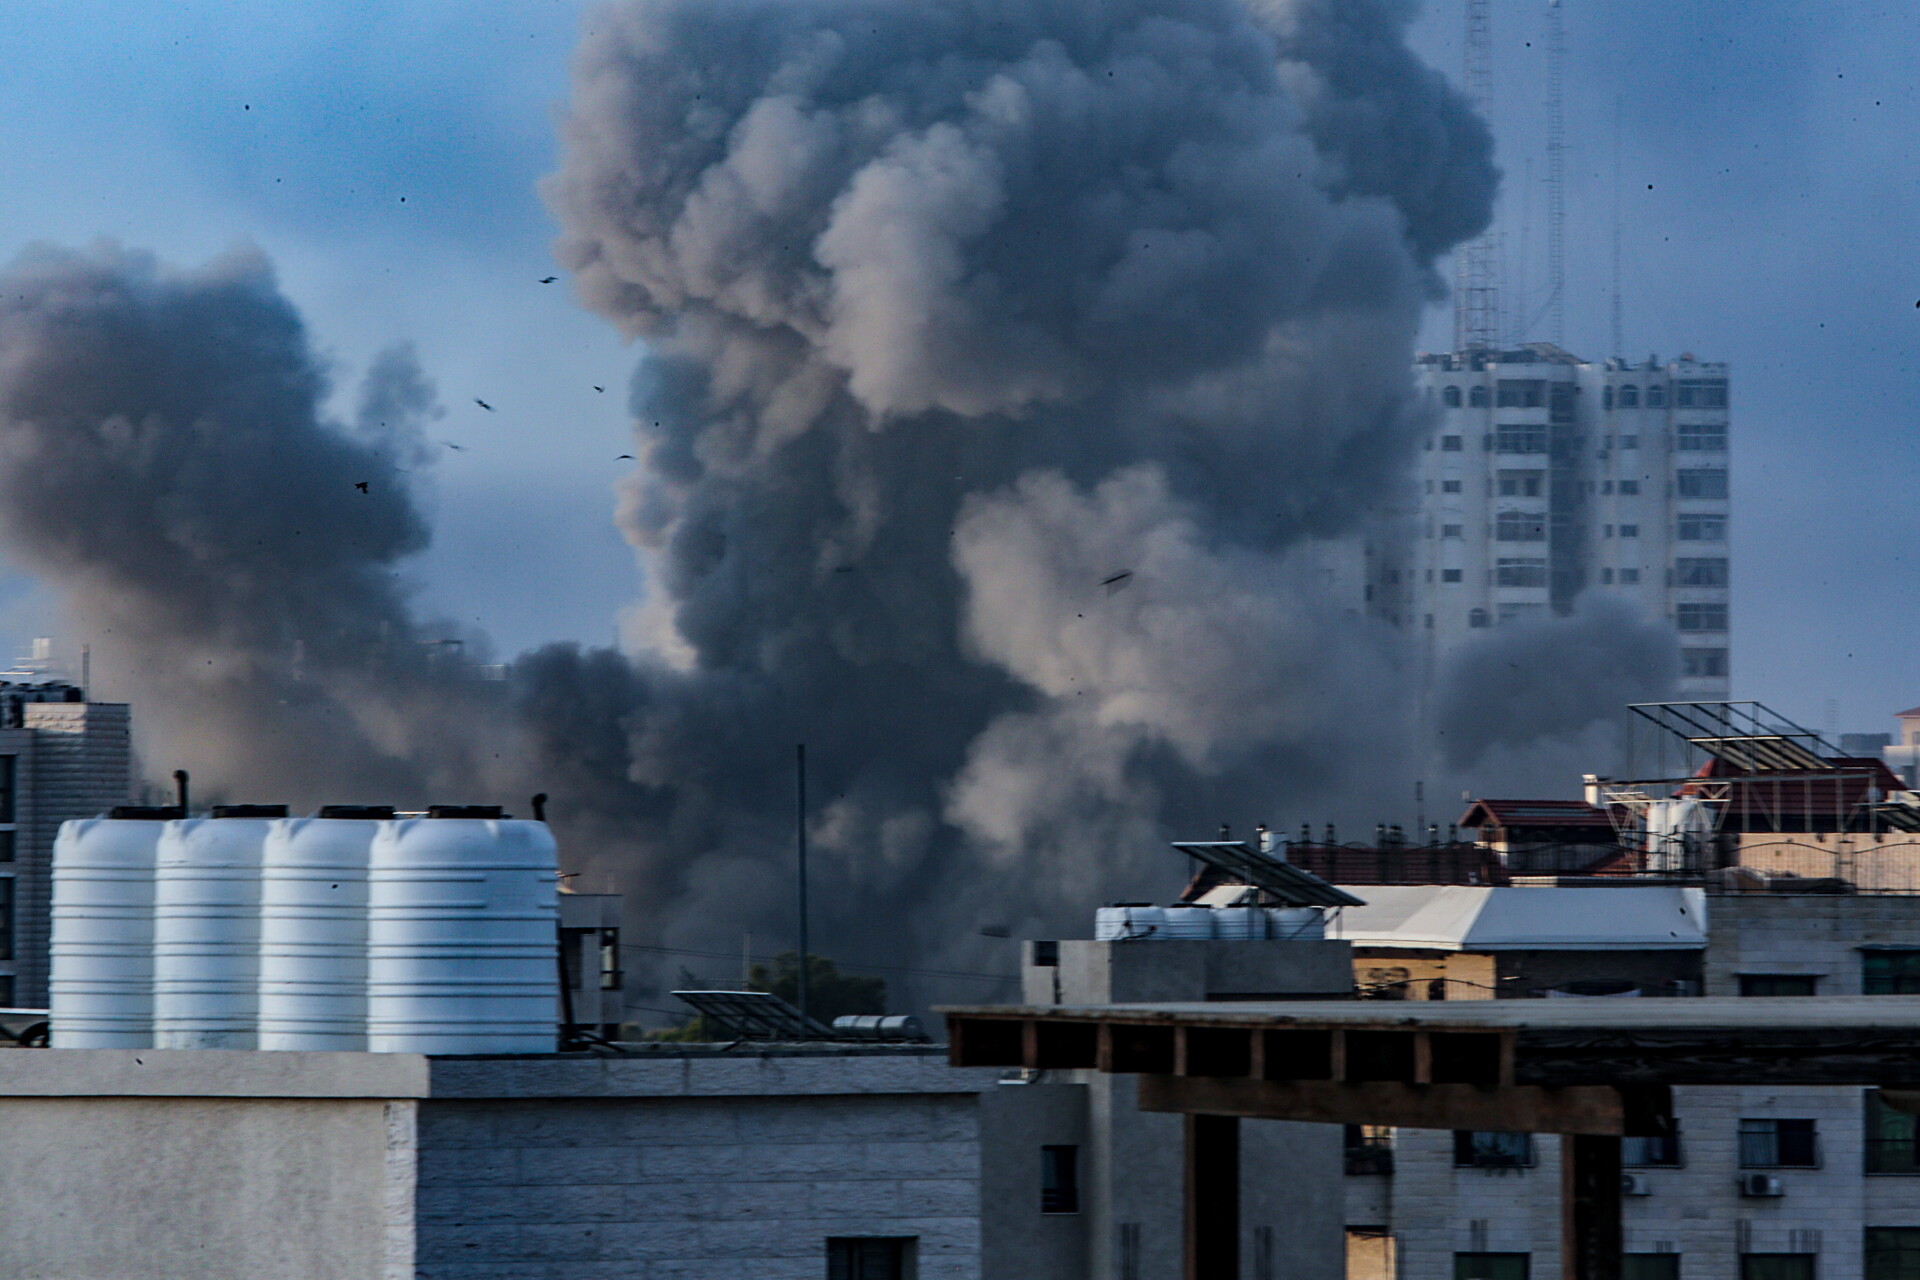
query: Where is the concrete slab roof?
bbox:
[1326,884,1707,951]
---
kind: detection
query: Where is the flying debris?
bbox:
[441,441,467,452]
[473,398,493,411]
[354,481,369,493]
[617,453,634,460]
[593,386,605,393]
[1100,571,1135,594]
[539,277,558,284]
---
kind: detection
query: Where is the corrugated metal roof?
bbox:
[1326,885,1707,951]
[1460,799,1614,829]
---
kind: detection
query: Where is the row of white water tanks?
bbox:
[1094,903,1326,942]
[50,812,559,1054]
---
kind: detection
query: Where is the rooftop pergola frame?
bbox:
[944,998,1920,1280]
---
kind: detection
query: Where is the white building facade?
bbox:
[1386,346,1731,699]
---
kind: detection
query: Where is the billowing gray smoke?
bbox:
[532,0,1495,996]
[0,241,511,803]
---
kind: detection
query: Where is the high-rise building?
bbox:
[1383,345,1731,698]
[0,684,131,1008]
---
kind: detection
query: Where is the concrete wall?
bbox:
[1703,894,1920,996]
[979,1082,1088,1280]
[0,1048,425,1280]
[418,1049,1004,1280]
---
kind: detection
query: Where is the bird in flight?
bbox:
[354,481,369,493]
[593,385,605,393]
[441,441,467,452]
[617,454,634,460]
[539,276,557,284]
[1101,570,1134,594]
[474,398,494,411]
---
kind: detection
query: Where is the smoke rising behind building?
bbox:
[0,0,1683,1008]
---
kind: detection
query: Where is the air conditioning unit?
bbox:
[1621,1173,1653,1196]
[1740,1173,1785,1198]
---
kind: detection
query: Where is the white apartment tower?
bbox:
[1387,345,1731,698]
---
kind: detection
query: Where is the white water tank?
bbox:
[1095,905,1166,941]
[258,816,380,1050]
[1160,904,1216,940]
[1212,905,1268,940]
[153,817,270,1048]
[1265,906,1325,940]
[367,817,559,1053]
[49,818,163,1048]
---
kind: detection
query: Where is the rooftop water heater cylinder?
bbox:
[367,816,559,1054]
[153,817,270,1049]
[258,816,378,1050]
[49,818,163,1048]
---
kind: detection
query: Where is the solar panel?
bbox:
[1169,842,1366,908]
[1690,735,1830,773]
[671,990,835,1041]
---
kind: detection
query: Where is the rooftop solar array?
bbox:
[1169,841,1367,908]
[671,990,835,1041]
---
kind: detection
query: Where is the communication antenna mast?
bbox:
[1610,94,1624,359]
[1452,0,1498,352]
[1544,0,1566,347]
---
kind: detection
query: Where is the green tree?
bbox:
[748,951,886,1024]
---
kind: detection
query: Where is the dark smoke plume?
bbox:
[0,241,509,803]
[534,0,1496,997]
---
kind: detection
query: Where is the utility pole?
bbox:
[795,744,810,1025]
[1453,0,1499,352]
[1610,94,1624,359]
[1545,0,1567,348]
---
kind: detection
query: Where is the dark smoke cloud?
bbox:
[533,0,1496,996]
[0,240,509,803]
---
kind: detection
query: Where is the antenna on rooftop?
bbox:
[1610,94,1624,359]
[1544,0,1566,347]
[1452,0,1498,352]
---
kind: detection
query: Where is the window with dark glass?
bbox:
[1739,1118,1819,1168]
[1675,379,1729,409]
[1677,468,1729,499]
[1495,559,1548,588]
[1678,514,1727,541]
[1442,569,1463,583]
[1469,385,1490,408]
[1496,379,1546,408]
[1453,1131,1534,1168]
[1625,1256,1681,1280]
[1676,558,1729,587]
[1682,649,1728,678]
[1741,1255,1814,1280]
[1442,435,1464,451]
[1619,479,1641,494]
[828,1237,914,1280]
[1455,1253,1529,1280]
[1740,974,1817,997]
[1865,950,1920,994]
[1867,1227,1920,1280]
[1495,511,1547,542]
[1443,479,1463,493]
[0,876,13,961]
[1444,385,1462,407]
[1677,421,1728,451]
[1345,1124,1395,1175]
[1041,1145,1079,1213]
[1494,425,1548,454]
[0,754,15,825]
[1621,1131,1683,1167]
[1619,568,1641,584]
[1677,603,1728,632]
[1618,385,1640,407]
[1865,1091,1920,1174]
[1646,384,1667,407]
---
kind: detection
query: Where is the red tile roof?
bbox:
[1459,798,1614,830]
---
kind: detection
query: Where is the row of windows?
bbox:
[1423,557,1725,585]
[1452,1250,1918,1280]
[1431,427,1726,456]
[1677,603,1730,632]
[1429,516,1726,541]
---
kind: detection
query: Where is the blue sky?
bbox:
[4,0,1917,741]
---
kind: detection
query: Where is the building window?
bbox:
[1619,524,1639,538]
[1865,1091,1920,1174]
[1677,421,1729,451]
[1676,557,1729,587]
[0,876,12,961]
[1618,385,1639,407]
[1497,602,1546,625]
[1443,385,1462,407]
[1622,1131,1684,1168]
[1620,479,1640,495]
[1442,569,1463,583]
[1677,468,1729,499]
[1497,470,1544,497]
[1865,950,1920,994]
[1441,435,1464,452]
[1041,1145,1080,1213]
[1646,384,1667,407]
[828,1238,915,1280]
[1739,1118,1819,1168]
[1619,568,1641,584]
[1454,1131,1534,1168]
[1625,1256,1682,1280]
[1494,511,1547,542]
[1676,603,1728,632]
[1443,479,1463,493]
[1494,425,1548,454]
[1621,434,1639,449]
[1495,558,1548,588]
[0,755,14,825]
[1469,608,1490,629]
[1603,387,1614,410]
[1497,379,1546,408]
[1741,1257,1814,1280]
[1469,386,1490,408]
[1442,524,1464,539]
[1678,514,1727,541]
[1601,568,1614,584]
[1868,1228,1920,1280]
[1740,974,1817,996]
[1345,1124,1396,1175]
[1675,379,1729,409]
[1455,1253,1529,1280]
[1349,1228,1396,1280]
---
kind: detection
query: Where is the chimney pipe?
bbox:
[531,792,548,822]
[1255,823,1271,855]
[173,769,189,817]
[1219,823,1231,842]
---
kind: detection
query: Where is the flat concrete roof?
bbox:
[941,995,1920,1032]
[430,1046,1002,1099]
[0,1050,429,1098]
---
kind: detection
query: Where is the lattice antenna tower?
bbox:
[1544,0,1566,347]
[1452,0,1499,352]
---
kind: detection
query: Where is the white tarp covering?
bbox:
[1326,885,1707,951]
